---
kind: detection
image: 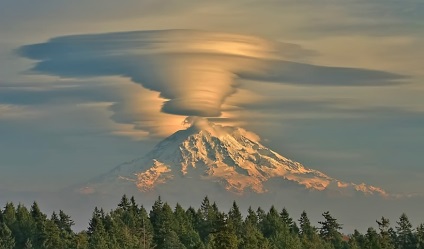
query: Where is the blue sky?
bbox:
[0,0,423,215]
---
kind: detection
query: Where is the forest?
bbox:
[0,195,423,249]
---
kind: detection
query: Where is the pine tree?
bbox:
[13,204,34,248]
[151,200,181,248]
[174,203,203,249]
[74,232,89,249]
[199,196,211,221]
[318,211,343,249]
[240,224,268,249]
[138,205,154,249]
[227,201,243,243]
[2,203,16,226]
[388,227,397,247]
[87,208,108,249]
[376,217,394,249]
[117,195,131,211]
[270,227,302,249]
[256,207,266,236]
[299,211,314,238]
[298,211,326,249]
[197,196,219,242]
[347,233,361,249]
[365,227,381,249]
[0,222,15,249]
[240,208,268,249]
[208,213,238,249]
[103,213,121,249]
[245,207,258,227]
[280,208,294,230]
[24,238,33,249]
[396,213,415,249]
[262,206,285,238]
[30,202,48,249]
[44,218,63,249]
[58,210,75,234]
[3,196,424,249]
[416,223,424,249]
[351,229,366,249]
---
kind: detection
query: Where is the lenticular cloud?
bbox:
[19,29,405,120]
[20,30,280,117]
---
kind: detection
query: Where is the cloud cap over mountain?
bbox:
[19,29,406,119]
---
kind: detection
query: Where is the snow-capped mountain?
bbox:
[80,118,387,197]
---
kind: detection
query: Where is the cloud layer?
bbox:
[19,29,406,121]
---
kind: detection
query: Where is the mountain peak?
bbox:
[81,119,388,198]
[185,116,215,131]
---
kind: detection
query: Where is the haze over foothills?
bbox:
[0,0,423,232]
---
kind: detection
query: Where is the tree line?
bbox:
[0,195,423,249]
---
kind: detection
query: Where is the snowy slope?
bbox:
[81,118,387,197]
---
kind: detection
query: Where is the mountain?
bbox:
[79,118,387,198]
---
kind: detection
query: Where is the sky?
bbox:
[0,0,424,229]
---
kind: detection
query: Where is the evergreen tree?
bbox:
[13,204,34,248]
[270,227,302,249]
[58,210,75,234]
[208,213,238,249]
[0,222,15,249]
[396,213,415,249]
[256,207,266,234]
[30,202,48,249]
[74,232,89,249]
[107,213,130,249]
[24,238,33,249]
[262,206,285,238]
[416,223,424,249]
[197,196,219,242]
[2,196,424,249]
[117,195,131,211]
[44,218,63,249]
[365,227,381,249]
[299,211,314,238]
[239,207,270,248]
[151,199,182,248]
[376,217,394,249]
[245,207,258,227]
[174,203,203,249]
[347,233,361,249]
[388,227,397,247]
[185,207,198,228]
[87,208,108,249]
[318,211,343,249]
[162,230,186,249]
[291,221,300,235]
[280,208,294,229]
[227,201,243,243]
[281,207,300,235]
[137,205,154,249]
[351,229,366,249]
[241,219,267,248]
[149,196,164,247]
[298,211,325,249]
[2,203,16,227]
[129,196,137,212]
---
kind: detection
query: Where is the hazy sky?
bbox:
[1,0,423,201]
